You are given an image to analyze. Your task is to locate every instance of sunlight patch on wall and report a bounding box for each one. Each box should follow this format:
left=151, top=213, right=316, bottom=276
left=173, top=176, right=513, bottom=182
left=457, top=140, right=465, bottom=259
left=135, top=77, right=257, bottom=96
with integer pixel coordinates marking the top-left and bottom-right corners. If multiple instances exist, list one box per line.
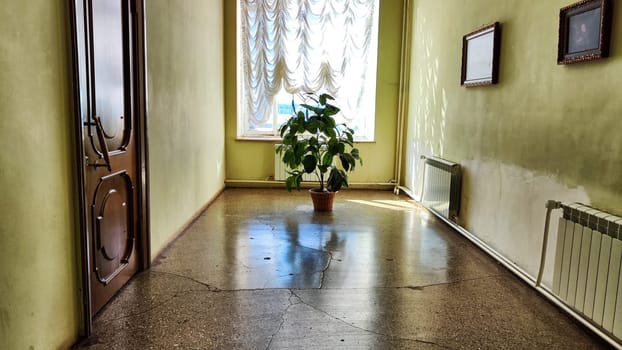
left=405, top=13, right=450, bottom=196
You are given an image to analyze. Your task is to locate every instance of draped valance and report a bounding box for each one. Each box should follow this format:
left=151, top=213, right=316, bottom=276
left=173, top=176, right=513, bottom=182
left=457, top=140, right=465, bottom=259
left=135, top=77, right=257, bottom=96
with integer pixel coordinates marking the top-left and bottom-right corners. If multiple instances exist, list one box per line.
left=239, top=0, right=379, bottom=139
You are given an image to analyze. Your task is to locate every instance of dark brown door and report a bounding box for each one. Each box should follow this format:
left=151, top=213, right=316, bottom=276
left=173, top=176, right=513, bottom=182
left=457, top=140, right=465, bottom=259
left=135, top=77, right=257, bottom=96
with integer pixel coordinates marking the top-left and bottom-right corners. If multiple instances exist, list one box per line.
left=75, top=0, right=143, bottom=316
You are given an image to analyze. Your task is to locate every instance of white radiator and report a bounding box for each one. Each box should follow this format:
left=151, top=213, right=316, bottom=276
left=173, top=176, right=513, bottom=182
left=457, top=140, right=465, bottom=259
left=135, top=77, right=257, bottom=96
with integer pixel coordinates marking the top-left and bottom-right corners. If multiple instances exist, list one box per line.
left=273, top=144, right=328, bottom=182
left=420, top=156, right=462, bottom=222
left=552, top=203, right=622, bottom=341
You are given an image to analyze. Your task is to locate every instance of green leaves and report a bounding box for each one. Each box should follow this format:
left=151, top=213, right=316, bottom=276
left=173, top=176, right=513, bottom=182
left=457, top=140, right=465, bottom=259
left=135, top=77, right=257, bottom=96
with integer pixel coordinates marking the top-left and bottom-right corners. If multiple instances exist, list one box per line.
left=323, top=104, right=340, bottom=117
left=339, top=153, right=355, bottom=172
left=285, top=172, right=303, bottom=192
left=282, top=148, right=294, bottom=165
left=319, top=94, right=331, bottom=105
left=302, top=155, right=317, bottom=173
left=322, top=152, right=334, bottom=167
left=351, top=148, right=363, bottom=166
left=344, top=131, right=354, bottom=146
left=327, top=168, right=348, bottom=192
left=275, top=92, right=363, bottom=192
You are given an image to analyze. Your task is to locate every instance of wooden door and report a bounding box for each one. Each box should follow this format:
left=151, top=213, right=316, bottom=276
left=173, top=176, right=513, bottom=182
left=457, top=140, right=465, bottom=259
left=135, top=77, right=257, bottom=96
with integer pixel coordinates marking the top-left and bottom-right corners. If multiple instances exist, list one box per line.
left=71, top=0, right=148, bottom=322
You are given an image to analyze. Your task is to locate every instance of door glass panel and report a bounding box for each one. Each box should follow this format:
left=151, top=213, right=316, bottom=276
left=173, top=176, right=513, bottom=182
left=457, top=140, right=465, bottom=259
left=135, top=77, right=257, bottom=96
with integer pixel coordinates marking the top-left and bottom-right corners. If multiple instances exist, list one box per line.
left=92, top=0, right=126, bottom=152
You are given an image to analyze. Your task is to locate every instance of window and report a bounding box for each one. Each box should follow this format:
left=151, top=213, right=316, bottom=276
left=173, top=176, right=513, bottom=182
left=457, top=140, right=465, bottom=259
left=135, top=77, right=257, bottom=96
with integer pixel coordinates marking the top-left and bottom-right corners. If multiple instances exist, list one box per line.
left=237, top=0, right=379, bottom=141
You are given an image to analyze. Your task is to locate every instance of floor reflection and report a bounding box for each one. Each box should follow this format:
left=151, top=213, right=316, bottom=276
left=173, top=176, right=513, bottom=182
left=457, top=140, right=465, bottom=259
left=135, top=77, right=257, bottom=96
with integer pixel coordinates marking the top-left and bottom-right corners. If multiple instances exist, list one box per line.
left=83, top=189, right=609, bottom=349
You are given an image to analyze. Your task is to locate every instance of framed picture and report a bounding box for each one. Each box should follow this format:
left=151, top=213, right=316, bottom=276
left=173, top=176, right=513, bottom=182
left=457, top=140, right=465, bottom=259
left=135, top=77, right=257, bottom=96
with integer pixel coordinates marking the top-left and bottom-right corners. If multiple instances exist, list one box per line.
left=461, top=22, right=501, bottom=87
left=557, top=0, right=612, bottom=65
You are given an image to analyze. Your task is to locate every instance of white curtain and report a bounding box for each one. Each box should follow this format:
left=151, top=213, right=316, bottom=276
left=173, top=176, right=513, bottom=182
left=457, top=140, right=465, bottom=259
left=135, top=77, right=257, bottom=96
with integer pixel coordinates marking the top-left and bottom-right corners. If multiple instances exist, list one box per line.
left=239, top=0, right=378, bottom=133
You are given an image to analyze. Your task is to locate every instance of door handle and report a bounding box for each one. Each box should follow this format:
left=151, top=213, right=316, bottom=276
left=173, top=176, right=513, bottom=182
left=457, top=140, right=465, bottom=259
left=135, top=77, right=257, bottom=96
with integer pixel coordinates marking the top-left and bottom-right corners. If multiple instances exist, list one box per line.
left=94, top=116, right=112, bottom=172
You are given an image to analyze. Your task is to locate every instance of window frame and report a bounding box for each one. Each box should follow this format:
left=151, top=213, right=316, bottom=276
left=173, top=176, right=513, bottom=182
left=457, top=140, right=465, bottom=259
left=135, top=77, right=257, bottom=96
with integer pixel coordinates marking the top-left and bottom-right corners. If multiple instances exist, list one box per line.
left=235, top=0, right=379, bottom=142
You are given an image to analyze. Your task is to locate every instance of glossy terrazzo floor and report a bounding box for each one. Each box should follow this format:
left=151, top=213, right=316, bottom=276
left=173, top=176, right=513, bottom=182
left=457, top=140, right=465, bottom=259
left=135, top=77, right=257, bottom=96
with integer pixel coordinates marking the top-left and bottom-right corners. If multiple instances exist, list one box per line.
left=78, top=189, right=609, bottom=349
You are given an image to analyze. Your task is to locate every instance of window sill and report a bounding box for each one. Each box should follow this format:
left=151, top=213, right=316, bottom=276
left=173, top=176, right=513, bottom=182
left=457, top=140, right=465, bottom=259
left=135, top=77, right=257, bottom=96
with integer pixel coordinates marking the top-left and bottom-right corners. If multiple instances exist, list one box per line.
left=235, top=136, right=282, bottom=142
left=236, top=136, right=376, bottom=143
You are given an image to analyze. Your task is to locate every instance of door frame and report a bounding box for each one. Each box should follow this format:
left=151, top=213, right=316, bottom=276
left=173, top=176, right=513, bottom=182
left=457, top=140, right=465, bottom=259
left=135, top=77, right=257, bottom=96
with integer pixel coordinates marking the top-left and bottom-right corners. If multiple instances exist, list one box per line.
left=69, top=0, right=150, bottom=336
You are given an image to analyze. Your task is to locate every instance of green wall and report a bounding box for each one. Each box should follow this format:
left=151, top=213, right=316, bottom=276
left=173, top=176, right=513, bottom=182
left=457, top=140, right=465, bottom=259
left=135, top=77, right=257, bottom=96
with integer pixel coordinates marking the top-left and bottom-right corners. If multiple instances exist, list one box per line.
left=224, top=0, right=404, bottom=183
left=146, top=0, right=226, bottom=259
left=0, top=1, right=81, bottom=349
left=405, top=0, right=622, bottom=277
left=0, top=1, right=228, bottom=348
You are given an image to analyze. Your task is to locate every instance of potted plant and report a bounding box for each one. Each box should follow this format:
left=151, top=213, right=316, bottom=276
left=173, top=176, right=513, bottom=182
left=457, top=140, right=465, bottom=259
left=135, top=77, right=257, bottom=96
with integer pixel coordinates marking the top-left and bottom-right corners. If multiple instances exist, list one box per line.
left=275, top=93, right=363, bottom=211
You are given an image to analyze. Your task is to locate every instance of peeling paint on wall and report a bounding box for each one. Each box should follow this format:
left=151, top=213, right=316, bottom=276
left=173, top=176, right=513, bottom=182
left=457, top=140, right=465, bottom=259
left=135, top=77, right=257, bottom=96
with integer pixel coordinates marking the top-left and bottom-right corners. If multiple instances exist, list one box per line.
left=460, top=159, right=590, bottom=280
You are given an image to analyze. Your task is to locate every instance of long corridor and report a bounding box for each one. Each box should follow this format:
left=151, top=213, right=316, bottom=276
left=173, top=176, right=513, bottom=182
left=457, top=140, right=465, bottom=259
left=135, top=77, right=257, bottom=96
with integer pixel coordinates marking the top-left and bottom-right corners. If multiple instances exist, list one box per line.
left=79, top=189, right=608, bottom=349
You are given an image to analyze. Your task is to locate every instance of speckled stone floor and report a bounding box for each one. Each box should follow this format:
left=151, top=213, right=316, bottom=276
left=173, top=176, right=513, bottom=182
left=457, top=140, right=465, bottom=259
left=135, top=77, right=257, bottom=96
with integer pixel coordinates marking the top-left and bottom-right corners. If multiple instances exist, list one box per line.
left=77, top=189, right=609, bottom=349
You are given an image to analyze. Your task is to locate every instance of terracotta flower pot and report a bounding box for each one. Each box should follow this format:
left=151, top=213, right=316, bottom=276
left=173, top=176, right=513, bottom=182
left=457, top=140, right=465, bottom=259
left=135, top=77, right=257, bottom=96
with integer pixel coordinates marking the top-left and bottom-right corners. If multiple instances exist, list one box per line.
left=308, top=189, right=336, bottom=211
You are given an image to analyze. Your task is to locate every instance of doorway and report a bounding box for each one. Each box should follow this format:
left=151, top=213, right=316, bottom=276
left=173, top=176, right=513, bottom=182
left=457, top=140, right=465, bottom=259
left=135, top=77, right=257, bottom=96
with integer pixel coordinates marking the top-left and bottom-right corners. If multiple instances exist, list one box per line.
left=70, top=0, right=149, bottom=336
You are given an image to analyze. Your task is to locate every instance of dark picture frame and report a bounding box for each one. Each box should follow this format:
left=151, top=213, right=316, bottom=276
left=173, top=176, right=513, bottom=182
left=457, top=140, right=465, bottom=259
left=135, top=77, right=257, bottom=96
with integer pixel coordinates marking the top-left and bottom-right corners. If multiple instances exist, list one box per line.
left=461, top=22, right=501, bottom=87
left=557, top=0, right=612, bottom=64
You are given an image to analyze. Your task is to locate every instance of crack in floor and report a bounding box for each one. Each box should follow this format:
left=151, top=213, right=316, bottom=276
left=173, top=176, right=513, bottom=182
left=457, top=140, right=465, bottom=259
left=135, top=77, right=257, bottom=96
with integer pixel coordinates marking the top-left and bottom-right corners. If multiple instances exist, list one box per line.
left=319, top=250, right=333, bottom=289
left=96, top=294, right=179, bottom=326
left=151, top=270, right=222, bottom=292
left=289, top=289, right=456, bottom=349
left=101, top=257, right=500, bottom=349
left=94, top=273, right=506, bottom=350
left=261, top=270, right=324, bottom=289
left=264, top=289, right=299, bottom=350
left=80, top=188, right=606, bottom=350
left=152, top=266, right=504, bottom=294
left=273, top=235, right=335, bottom=289
left=247, top=238, right=334, bottom=289
left=398, top=273, right=506, bottom=291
